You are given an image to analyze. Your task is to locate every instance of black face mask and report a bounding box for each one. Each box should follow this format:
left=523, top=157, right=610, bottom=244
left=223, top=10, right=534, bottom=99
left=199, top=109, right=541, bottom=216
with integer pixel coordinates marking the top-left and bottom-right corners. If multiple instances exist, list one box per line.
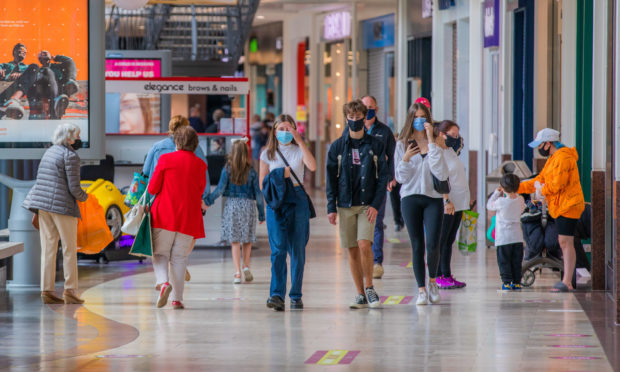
left=71, top=139, right=82, bottom=151
left=538, top=143, right=550, bottom=157
left=347, top=118, right=365, bottom=132
left=445, top=136, right=463, bottom=154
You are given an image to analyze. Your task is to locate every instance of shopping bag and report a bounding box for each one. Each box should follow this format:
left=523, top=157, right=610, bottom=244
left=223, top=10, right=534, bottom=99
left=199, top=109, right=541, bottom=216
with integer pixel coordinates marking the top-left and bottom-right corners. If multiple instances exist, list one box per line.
left=77, top=195, right=114, bottom=255
left=129, top=206, right=153, bottom=258
left=486, top=215, right=496, bottom=243
left=124, top=172, right=147, bottom=207
left=121, top=192, right=149, bottom=236
left=458, top=210, right=479, bottom=255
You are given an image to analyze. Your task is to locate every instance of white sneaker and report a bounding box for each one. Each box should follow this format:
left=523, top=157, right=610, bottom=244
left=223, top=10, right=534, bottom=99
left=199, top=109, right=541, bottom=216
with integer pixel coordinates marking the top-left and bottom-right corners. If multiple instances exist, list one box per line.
left=416, top=289, right=428, bottom=305
left=233, top=273, right=241, bottom=284
left=428, top=282, right=441, bottom=304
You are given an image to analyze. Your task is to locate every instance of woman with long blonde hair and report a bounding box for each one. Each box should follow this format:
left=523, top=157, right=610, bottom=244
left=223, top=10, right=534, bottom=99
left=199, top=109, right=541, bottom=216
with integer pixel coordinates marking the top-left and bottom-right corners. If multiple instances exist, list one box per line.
left=205, top=139, right=265, bottom=284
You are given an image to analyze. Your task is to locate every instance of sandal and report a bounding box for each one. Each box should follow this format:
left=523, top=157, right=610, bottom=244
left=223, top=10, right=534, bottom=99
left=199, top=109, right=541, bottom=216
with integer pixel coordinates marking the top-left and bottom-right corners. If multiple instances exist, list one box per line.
left=550, top=282, right=571, bottom=293
left=233, top=273, right=242, bottom=284
left=243, top=267, right=253, bottom=282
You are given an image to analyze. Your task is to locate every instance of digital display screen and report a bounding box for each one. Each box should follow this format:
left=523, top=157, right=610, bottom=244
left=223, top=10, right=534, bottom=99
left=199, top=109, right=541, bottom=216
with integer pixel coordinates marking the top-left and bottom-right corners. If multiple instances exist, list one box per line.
left=105, top=58, right=162, bottom=134
left=0, top=0, right=90, bottom=148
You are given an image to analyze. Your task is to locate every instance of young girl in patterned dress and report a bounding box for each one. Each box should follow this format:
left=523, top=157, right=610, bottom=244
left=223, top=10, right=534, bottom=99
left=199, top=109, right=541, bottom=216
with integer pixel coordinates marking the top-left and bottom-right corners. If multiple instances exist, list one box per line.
left=205, top=139, right=265, bottom=284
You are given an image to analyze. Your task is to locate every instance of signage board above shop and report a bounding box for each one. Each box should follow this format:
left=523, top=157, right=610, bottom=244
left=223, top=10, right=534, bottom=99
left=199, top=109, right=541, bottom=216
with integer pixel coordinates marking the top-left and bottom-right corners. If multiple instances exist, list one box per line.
left=323, top=11, right=351, bottom=41
left=106, top=77, right=249, bottom=95
left=361, top=14, right=395, bottom=50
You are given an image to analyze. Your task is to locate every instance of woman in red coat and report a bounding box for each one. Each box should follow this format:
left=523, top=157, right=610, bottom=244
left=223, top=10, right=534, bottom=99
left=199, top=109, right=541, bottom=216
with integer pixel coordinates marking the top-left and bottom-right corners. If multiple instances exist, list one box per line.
left=148, top=126, right=207, bottom=309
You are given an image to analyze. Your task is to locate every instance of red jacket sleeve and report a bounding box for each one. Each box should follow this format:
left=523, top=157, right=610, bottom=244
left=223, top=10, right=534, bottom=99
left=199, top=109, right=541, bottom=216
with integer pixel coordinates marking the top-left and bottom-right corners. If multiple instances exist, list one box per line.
left=148, top=155, right=166, bottom=195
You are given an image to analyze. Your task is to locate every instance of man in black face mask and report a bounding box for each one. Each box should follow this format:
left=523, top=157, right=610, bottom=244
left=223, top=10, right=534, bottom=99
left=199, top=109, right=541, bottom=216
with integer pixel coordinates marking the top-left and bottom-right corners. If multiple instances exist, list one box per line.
left=326, top=99, right=390, bottom=309
left=360, top=95, right=396, bottom=279
left=517, top=128, right=585, bottom=292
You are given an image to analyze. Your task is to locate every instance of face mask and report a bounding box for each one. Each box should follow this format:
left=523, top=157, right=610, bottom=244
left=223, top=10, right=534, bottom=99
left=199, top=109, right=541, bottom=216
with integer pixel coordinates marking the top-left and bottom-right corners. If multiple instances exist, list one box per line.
left=276, top=130, right=293, bottom=145
left=413, top=117, right=426, bottom=132
left=538, top=143, right=550, bottom=157
left=348, top=118, right=365, bottom=132
left=445, top=136, right=463, bottom=154
left=71, top=139, right=82, bottom=150
left=366, top=109, right=376, bottom=120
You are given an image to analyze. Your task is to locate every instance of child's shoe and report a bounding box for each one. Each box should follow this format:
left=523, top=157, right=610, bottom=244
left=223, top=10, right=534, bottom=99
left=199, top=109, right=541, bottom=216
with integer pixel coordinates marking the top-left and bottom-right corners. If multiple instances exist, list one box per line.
left=501, top=283, right=512, bottom=291
left=511, top=283, right=522, bottom=291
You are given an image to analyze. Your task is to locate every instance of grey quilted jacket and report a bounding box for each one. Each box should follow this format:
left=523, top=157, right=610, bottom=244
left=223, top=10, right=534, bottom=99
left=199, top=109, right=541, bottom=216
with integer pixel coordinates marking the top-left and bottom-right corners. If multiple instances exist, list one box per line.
left=22, top=145, right=88, bottom=218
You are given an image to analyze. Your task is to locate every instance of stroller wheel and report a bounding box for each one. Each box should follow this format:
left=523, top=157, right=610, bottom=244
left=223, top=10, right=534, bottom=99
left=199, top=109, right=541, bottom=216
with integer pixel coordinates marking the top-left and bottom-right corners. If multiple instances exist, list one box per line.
left=522, top=269, right=536, bottom=287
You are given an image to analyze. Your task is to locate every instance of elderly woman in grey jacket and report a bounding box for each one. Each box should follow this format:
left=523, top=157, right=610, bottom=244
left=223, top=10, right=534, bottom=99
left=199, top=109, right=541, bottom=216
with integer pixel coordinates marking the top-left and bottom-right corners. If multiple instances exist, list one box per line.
left=23, top=123, right=88, bottom=304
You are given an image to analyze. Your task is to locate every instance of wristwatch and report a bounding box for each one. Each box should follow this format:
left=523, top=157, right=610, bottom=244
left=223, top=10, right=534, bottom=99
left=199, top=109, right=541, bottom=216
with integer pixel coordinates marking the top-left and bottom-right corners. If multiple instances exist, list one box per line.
left=444, top=198, right=451, bottom=205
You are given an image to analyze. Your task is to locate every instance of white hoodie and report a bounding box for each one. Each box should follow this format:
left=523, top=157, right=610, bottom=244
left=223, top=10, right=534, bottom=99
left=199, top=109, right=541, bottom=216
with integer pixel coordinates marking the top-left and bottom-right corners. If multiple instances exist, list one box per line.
left=443, top=148, right=471, bottom=212
left=394, top=141, right=448, bottom=199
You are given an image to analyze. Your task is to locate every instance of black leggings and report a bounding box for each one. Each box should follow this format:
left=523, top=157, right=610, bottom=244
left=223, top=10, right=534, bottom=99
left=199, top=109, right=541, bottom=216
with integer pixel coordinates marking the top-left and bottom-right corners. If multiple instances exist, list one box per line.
left=401, top=195, right=444, bottom=288
left=438, top=211, right=463, bottom=277
left=390, top=183, right=404, bottom=226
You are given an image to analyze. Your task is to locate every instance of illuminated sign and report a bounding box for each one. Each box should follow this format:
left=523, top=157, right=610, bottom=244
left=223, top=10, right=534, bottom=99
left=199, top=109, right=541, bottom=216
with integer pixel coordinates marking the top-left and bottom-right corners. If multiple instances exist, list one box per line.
left=323, top=12, right=351, bottom=41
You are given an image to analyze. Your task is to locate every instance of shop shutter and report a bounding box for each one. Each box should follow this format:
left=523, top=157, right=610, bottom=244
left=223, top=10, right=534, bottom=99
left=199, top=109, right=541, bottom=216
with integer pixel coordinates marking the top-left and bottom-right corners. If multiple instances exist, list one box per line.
left=367, top=48, right=386, bottom=123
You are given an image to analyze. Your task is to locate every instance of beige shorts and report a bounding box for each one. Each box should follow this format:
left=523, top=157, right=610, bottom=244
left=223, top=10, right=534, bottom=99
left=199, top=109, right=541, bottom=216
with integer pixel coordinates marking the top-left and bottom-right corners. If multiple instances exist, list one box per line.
left=338, top=206, right=376, bottom=249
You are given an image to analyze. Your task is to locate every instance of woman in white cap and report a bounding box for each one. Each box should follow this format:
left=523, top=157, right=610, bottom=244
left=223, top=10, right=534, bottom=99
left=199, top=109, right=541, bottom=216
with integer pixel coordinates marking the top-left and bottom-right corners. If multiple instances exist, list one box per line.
left=517, top=128, right=585, bottom=292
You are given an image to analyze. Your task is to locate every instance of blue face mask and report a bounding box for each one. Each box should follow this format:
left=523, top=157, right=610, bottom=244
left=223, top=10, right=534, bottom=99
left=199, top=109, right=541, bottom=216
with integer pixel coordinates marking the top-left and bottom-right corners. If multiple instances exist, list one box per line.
left=413, top=117, right=426, bottom=132
left=366, top=109, right=376, bottom=120
left=276, top=130, right=294, bottom=145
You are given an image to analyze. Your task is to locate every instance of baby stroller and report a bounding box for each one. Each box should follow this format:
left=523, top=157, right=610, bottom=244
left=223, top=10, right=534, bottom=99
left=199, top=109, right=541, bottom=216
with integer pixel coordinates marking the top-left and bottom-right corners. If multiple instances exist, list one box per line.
left=520, top=199, right=591, bottom=287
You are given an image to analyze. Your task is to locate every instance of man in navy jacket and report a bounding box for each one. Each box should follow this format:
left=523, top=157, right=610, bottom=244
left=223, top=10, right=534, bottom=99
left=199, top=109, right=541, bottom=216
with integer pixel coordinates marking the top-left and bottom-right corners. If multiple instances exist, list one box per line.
left=361, top=95, right=396, bottom=279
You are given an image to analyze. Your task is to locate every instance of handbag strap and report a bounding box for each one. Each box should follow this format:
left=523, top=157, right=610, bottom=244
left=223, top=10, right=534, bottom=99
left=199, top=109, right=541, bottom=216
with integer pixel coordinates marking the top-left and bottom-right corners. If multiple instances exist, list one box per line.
left=276, top=148, right=308, bottom=194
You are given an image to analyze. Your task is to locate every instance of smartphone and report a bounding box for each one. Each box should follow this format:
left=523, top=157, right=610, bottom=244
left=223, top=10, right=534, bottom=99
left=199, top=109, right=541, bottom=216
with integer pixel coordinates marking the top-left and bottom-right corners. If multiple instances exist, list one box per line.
left=407, top=139, right=418, bottom=148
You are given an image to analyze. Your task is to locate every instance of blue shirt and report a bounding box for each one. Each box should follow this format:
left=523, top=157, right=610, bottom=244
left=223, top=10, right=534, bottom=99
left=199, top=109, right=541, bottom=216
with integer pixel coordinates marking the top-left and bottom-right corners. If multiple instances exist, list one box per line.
left=143, top=136, right=210, bottom=198
left=205, top=166, right=265, bottom=221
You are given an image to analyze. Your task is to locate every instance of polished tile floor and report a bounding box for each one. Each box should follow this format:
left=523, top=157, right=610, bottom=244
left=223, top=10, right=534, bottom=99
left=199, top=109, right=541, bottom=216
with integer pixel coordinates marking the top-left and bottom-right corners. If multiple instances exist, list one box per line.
left=0, top=195, right=616, bottom=371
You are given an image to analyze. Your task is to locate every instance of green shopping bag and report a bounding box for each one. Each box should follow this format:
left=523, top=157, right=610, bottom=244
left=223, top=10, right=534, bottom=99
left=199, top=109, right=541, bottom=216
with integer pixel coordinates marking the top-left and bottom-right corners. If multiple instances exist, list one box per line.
left=129, top=206, right=152, bottom=258
left=458, top=210, right=479, bottom=255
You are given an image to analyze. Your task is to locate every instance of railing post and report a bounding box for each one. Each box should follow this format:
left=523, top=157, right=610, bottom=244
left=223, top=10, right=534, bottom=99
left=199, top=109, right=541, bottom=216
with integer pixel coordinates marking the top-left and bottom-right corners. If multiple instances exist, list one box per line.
left=191, top=5, right=198, bottom=61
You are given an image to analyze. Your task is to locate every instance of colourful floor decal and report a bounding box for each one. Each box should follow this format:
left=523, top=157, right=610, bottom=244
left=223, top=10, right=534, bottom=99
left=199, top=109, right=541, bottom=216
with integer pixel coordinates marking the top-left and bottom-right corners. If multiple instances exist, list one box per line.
left=207, top=297, right=246, bottom=301
left=379, top=296, right=414, bottom=305
left=548, top=356, right=602, bottom=360
left=400, top=262, right=413, bottom=268
left=544, top=334, right=592, bottom=338
left=386, top=238, right=402, bottom=244
left=547, top=345, right=597, bottom=348
left=305, top=350, right=360, bottom=365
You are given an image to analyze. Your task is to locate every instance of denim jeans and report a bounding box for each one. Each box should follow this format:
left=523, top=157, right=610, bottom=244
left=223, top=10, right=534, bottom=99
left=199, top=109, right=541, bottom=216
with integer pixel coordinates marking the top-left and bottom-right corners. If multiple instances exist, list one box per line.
left=371, top=195, right=387, bottom=264
left=266, top=186, right=310, bottom=300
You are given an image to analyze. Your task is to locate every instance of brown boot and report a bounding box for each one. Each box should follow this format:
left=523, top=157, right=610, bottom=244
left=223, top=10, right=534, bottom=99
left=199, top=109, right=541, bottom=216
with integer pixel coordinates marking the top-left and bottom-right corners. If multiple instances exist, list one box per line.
left=41, top=291, right=64, bottom=304
left=63, top=290, right=85, bottom=304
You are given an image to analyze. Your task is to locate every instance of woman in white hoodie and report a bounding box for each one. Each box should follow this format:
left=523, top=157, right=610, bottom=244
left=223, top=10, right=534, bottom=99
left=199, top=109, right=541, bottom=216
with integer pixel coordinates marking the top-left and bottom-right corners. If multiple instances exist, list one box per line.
left=433, top=120, right=470, bottom=289
left=394, top=102, right=449, bottom=305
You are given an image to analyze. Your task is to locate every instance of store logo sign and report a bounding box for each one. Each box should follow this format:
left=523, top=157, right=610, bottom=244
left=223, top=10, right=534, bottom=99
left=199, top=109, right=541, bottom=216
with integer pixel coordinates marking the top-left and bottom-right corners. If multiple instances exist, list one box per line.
left=484, top=0, right=500, bottom=48
left=324, top=12, right=351, bottom=41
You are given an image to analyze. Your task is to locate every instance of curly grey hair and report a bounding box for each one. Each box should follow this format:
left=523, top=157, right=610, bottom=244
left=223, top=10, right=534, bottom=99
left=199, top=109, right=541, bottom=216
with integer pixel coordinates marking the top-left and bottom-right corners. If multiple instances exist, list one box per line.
left=51, top=123, right=80, bottom=146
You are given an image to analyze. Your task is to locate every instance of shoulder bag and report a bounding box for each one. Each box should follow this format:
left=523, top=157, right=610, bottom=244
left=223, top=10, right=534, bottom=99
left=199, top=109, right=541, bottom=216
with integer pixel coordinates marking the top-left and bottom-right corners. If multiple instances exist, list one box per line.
left=277, top=148, right=317, bottom=219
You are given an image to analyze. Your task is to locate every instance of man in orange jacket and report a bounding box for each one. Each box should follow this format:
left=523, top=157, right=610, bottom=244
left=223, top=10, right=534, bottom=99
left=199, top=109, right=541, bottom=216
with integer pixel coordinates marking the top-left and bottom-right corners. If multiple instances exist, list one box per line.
left=518, top=128, right=585, bottom=292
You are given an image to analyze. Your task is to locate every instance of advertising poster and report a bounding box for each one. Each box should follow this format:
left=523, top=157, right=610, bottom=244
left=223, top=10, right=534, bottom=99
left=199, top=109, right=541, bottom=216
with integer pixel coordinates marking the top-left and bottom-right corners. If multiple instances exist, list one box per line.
left=0, top=0, right=89, bottom=147
left=105, top=59, right=162, bottom=134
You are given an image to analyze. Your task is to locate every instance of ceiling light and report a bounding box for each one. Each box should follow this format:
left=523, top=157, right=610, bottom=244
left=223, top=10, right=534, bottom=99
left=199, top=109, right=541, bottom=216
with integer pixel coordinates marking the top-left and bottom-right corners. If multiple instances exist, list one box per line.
left=336, top=72, right=341, bottom=77
left=256, top=15, right=265, bottom=20
left=336, top=124, right=341, bottom=129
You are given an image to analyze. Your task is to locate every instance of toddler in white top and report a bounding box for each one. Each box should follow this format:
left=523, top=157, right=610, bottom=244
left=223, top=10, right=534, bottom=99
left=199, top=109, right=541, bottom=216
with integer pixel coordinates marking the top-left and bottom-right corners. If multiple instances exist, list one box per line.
left=487, top=173, right=526, bottom=291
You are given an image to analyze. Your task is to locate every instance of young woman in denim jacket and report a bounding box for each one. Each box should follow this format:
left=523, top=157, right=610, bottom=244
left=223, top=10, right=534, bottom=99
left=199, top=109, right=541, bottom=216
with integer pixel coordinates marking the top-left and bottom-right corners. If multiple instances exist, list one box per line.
left=205, top=139, right=265, bottom=284
left=259, top=114, right=316, bottom=311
